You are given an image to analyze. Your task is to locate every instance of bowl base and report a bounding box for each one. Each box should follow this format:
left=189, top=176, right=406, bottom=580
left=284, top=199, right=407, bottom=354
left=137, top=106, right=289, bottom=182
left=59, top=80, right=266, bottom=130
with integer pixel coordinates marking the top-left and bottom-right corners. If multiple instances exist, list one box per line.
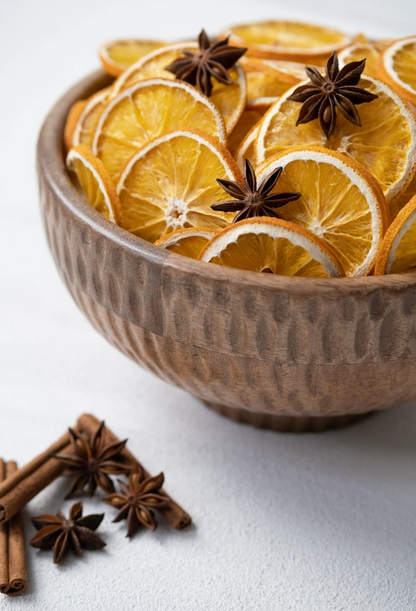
left=201, top=400, right=374, bottom=433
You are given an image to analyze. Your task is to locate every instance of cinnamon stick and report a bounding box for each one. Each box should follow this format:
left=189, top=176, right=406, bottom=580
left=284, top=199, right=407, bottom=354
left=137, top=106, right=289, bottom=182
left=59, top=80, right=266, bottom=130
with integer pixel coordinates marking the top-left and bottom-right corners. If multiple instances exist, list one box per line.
left=0, top=461, right=8, bottom=585
left=77, top=413, right=192, bottom=530
left=0, top=460, right=28, bottom=596
left=0, top=431, right=71, bottom=500
left=0, top=431, right=77, bottom=524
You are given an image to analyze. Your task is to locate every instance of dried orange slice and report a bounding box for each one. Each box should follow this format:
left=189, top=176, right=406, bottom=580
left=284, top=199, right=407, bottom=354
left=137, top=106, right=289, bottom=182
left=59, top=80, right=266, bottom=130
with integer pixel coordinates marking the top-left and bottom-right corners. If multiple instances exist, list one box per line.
left=390, top=173, right=416, bottom=220
left=353, top=33, right=371, bottom=45
left=257, top=146, right=389, bottom=276
left=155, top=227, right=218, bottom=258
left=241, top=56, right=305, bottom=85
left=235, top=123, right=260, bottom=172
left=338, top=43, right=379, bottom=77
left=256, top=76, right=416, bottom=206
left=67, top=145, right=122, bottom=225
left=64, top=100, right=87, bottom=151
left=241, top=56, right=303, bottom=109
left=111, top=42, right=197, bottom=94
left=244, top=70, right=289, bottom=109
left=70, top=87, right=110, bottom=149
left=116, top=129, right=241, bottom=243
left=199, top=217, right=344, bottom=277
left=264, top=59, right=309, bottom=83
left=93, top=79, right=226, bottom=181
left=374, top=38, right=395, bottom=53
left=99, top=39, right=166, bottom=77
left=228, top=108, right=265, bottom=156
left=224, top=21, right=352, bottom=63
left=375, top=195, right=416, bottom=274
left=378, top=36, right=416, bottom=106
left=209, top=62, right=246, bottom=133
left=111, top=43, right=246, bottom=133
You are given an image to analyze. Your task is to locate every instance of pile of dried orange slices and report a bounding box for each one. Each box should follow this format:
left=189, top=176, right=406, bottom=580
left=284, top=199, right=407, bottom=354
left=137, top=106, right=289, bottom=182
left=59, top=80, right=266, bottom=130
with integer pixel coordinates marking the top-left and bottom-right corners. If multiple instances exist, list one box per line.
left=65, top=22, right=416, bottom=278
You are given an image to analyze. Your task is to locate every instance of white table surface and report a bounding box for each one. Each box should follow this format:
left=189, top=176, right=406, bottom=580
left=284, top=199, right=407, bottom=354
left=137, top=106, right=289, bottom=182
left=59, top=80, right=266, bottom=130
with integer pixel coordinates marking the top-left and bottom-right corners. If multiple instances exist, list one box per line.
left=1, top=1, right=416, bottom=609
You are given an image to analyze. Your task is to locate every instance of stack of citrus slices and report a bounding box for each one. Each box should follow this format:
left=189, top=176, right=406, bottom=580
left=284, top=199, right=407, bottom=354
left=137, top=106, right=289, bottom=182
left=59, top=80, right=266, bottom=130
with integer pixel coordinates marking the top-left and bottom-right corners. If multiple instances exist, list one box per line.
left=65, top=21, right=416, bottom=279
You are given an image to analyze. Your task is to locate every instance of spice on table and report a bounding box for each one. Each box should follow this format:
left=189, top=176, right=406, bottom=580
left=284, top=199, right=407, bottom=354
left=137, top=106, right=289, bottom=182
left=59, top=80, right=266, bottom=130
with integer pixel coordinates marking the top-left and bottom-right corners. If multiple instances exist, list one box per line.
left=211, top=158, right=301, bottom=223
left=0, top=459, right=28, bottom=596
left=104, top=466, right=169, bottom=537
left=165, top=29, right=247, bottom=97
left=0, top=428, right=80, bottom=524
left=0, top=414, right=191, bottom=532
left=77, top=414, right=192, bottom=530
left=30, top=502, right=106, bottom=564
left=287, top=51, right=378, bottom=138
left=53, top=421, right=131, bottom=498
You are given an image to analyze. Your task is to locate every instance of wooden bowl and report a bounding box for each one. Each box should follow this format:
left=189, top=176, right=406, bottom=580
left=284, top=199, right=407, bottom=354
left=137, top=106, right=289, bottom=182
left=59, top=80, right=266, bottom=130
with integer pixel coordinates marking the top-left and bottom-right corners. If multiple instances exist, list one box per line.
left=37, top=70, right=416, bottom=432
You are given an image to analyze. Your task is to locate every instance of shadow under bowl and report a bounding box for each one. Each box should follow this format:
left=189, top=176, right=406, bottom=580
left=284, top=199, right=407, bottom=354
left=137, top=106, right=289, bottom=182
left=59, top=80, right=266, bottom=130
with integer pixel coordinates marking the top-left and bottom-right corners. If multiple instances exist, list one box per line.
left=37, top=69, right=416, bottom=432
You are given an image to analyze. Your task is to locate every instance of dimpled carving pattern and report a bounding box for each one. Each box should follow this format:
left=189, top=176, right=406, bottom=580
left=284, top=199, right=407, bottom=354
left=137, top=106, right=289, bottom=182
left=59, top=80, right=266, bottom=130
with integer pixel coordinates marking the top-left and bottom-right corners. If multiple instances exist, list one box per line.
left=159, top=259, right=416, bottom=365
left=37, top=69, right=416, bottom=432
left=64, top=280, right=416, bottom=429
left=39, top=161, right=168, bottom=337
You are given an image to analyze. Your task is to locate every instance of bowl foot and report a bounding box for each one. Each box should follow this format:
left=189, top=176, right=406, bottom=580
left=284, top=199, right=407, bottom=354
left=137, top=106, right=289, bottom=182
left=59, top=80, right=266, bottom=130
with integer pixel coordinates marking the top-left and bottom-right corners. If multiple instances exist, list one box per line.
left=201, top=400, right=374, bottom=433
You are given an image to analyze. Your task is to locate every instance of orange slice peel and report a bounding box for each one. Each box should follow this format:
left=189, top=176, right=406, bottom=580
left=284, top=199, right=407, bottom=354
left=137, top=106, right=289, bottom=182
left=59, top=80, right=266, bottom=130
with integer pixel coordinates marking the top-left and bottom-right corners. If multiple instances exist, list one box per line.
left=375, top=195, right=416, bottom=275
left=155, top=227, right=218, bottom=258
left=71, top=87, right=110, bottom=150
left=115, top=129, right=242, bottom=242
left=92, top=78, right=227, bottom=181
left=111, top=42, right=247, bottom=134
left=99, top=39, right=166, bottom=77
left=257, top=146, right=389, bottom=277
left=378, top=36, right=416, bottom=106
left=224, top=21, right=352, bottom=63
left=256, top=75, right=416, bottom=207
left=199, top=217, right=345, bottom=277
left=67, top=144, right=123, bottom=225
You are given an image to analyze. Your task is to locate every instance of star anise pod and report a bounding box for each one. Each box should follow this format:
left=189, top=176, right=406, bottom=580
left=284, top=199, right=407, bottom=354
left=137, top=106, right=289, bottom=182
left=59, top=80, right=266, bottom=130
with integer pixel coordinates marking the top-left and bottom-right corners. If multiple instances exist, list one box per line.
left=164, top=29, right=247, bottom=97
left=104, top=465, right=170, bottom=537
left=54, top=421, right=131, bottom=498
left=29, top=502, right=106, bottom=564
left=287, top=51, right=378, bottom=139
left=211, top=159, right=301, bottom=223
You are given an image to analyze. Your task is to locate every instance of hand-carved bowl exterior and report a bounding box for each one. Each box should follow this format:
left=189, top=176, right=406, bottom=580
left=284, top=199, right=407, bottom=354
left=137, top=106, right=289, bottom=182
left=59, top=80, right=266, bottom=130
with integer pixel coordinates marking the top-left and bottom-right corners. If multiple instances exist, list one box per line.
left=37, top=70, right=416, bottom=432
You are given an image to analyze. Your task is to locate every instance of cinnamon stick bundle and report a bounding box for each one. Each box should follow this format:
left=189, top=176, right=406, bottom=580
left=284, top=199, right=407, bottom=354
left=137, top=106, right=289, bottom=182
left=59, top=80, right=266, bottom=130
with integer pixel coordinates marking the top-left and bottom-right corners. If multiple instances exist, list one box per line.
left=77, top=414, right=191, bottom=530
left=0, top=430, right=77, bottom=524
left=0, top=460, right=28, bottom=596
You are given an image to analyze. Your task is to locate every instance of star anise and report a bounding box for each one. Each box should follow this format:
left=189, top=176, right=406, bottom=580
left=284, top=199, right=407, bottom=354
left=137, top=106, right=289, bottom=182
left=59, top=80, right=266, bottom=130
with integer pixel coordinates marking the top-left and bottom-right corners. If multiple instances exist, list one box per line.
left=54, top=421, right=131, bottom=498
left=164, top=29, right=247, bottom=97
left=287, top=51, right=378, bottom=139
left=29, top=502, right=106, bottom=564
left=104, top=466, right=170, bottom=537
left=211, top=159, right=301, bottom=223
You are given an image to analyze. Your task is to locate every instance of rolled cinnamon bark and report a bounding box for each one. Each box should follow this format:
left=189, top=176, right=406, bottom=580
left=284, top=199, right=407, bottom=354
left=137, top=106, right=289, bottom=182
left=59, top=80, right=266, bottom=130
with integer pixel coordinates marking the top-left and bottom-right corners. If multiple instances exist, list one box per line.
left=0, top=433, right=77, bottom=524
left=0, top=460, right=8, bottom=588
left=0, top=460, right=28, bottom=596
left=77, top=413, right=192, bottom=530
left=0, top=432, right=71, bottom=500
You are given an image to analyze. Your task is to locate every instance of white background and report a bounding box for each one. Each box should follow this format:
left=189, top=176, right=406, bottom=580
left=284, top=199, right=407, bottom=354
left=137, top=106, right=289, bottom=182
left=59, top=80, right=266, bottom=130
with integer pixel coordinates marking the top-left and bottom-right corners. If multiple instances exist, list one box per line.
left=1, top=1, right=416, bottom=609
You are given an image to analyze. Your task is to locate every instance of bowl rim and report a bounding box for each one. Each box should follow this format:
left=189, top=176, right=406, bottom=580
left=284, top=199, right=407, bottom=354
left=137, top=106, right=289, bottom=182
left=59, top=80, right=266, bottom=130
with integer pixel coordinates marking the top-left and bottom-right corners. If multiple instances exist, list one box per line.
left=37, top=68, right=416, bottom=295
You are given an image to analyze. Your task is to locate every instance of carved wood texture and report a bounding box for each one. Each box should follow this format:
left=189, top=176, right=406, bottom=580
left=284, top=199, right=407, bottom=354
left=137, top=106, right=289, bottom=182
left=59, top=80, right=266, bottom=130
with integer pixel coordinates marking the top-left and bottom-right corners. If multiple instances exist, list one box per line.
left=36, top=70, right=416, bottom=432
